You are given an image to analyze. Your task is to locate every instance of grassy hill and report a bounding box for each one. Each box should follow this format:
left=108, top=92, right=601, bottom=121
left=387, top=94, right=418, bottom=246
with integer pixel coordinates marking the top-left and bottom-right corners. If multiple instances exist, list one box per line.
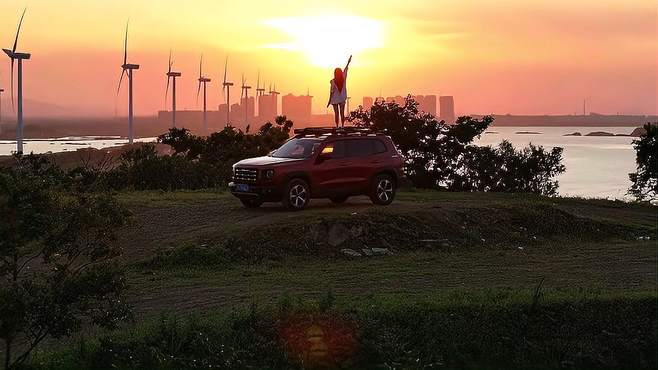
left=23, top=191, right=658, bottom=369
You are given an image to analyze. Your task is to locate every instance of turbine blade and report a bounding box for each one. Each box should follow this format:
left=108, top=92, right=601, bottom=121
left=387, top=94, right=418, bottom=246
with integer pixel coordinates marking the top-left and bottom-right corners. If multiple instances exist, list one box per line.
left=123, top=20, right=129, bottom=65
left=196, top=81, right=202, bottom=105
left=10, top=59, right=15, bottom=112
left=165, top=75, right=170, bottom=104
left=13, top=8, right=27, bottom=53
left=256, top=70, right=260, bottom=91
left=168, top=49, right=172, bottom=74
left=223, top=56, right=228, bottom=84
left=199, top=54, right=203, bottom=79
left=117, top=69, right=126, bottom=94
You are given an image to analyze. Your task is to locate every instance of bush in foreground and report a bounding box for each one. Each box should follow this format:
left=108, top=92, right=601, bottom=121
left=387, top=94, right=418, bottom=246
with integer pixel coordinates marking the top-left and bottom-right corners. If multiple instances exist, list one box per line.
left=0, top=158, right=131, bottom=370
left=25, top=293, right=656, bottom=370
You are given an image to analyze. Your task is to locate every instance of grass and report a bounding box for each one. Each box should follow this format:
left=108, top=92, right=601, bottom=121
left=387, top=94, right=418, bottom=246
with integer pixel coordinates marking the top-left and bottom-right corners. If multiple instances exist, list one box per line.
left=12, top=190, right=658, bottom=369
left=27, top=291, right=657, bottom=370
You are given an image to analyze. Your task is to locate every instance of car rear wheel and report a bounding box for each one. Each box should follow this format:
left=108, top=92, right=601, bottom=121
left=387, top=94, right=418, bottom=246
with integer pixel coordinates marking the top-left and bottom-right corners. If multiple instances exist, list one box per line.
left=240, top=198, right=263, bottom=208
left=330, top=196, right=348, bottom=204
left=282, top=179, right=310, bottom=211
left=369, top=174, right=396, bottom=205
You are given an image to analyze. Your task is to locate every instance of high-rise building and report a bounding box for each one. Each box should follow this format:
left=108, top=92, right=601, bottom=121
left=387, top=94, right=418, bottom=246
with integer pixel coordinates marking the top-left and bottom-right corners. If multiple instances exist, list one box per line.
left=413, top=95, right=437, bottom=116
left=362, top=96, right=374, bottom=111
left=282, top=93, right=313, bottom=123
left=440, top=96, right=455, bottom=123
left=258, top=94, right=277, bottom=122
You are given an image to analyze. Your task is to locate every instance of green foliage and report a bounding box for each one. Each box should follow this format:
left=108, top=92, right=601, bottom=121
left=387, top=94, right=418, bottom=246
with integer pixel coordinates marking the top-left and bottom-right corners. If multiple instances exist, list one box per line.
left=629, top=123, right=658, bottom=201
left=349, top=96, right=566, bottom=195
left=102, top=118, right=293, bottom=191
left=0, top=158, right=131, bottom=370
left=26, top=294, right=657, bottom=370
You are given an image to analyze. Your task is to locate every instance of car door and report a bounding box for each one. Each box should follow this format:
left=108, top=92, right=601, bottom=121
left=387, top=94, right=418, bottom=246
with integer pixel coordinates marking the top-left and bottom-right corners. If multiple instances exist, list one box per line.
left=313, top=140, right=352, bottom=195
left=345, top=139, right=375, bottom=191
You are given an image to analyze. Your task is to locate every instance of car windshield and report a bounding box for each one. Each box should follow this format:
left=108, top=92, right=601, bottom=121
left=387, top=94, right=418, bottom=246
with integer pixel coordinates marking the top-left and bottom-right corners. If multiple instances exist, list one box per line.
left=271, top=138, right=322, bottom=159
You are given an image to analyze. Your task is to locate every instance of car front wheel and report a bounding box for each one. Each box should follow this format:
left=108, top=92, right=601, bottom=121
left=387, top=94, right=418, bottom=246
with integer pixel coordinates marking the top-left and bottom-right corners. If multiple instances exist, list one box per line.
left=369, top=174, right=396, bottom=205
left=282, top=179, right=310, bottom=211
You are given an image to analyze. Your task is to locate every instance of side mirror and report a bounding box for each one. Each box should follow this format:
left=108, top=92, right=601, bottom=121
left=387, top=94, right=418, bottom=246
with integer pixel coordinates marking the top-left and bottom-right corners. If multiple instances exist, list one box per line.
left=316, top=145, right=334, bottom=163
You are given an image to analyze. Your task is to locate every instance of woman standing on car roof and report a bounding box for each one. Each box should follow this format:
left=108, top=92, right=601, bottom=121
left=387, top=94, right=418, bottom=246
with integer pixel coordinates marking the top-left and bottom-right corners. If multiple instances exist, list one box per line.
left=327, top=55, right=352, bottom=127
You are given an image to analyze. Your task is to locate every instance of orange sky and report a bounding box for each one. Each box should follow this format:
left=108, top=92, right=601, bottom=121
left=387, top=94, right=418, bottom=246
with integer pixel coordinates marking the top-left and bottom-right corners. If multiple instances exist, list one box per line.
left=0, top=0, right=656, bottom=117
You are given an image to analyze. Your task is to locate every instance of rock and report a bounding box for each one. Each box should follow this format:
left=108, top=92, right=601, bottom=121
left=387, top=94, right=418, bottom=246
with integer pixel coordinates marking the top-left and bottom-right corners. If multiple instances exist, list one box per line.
left=328, top=223, right=350, bottom=247
left=516, top=131, right=542, bottom=135
left=361, top=248, right=374, bottom=256
left=350, top=226, right=363, bottom=238
left=585, top=131, right=615, bottom=137
left=564, top=132, right=582, bottom=136
left=371, top=247, right=392, bottom=256
left=341, top=248, right=362, bottom=257
left=630, top=127, right=647, bottom=137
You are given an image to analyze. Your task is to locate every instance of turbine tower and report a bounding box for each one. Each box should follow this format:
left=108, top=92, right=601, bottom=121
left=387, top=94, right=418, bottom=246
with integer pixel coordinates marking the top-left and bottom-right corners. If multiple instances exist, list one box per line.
left=165, top=50, right=181, bottom=128
left=0, top=88, right=4, bottom=125
left=196, top=55, right=211, bottom=134
left=240, top=75, right=251, bottom=126
left=269, top=83, right=280, bottom=118
left=256, top=72, right=265, bottom=98
left=222, top=57, right=234, bottom=127
left=255, top=71, right=265, bottom=118
left=3, top=8, right=30, bottom=154
left=117, top=21, right=140, bottom=145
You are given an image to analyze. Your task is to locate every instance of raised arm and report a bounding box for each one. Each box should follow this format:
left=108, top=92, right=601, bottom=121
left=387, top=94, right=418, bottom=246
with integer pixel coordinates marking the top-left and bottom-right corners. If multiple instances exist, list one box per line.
left=344, top=55, right=352, bottom=75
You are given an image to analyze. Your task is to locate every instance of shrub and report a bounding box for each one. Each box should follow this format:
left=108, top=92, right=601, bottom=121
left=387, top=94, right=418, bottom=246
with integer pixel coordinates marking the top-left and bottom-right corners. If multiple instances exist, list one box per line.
left=0, top=160, right=131, bottom=370
left=349, top=96, right=566, bottom=195
left=629, top=123, right=657, bottom=201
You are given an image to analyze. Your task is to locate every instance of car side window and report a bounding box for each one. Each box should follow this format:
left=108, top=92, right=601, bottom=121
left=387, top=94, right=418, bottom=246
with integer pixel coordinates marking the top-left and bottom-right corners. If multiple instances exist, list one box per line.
left=330, top=140, right=347, bottom=159
left=347, top=139, right=373, bottom=157
left=371, top=139, right=387, bottom=154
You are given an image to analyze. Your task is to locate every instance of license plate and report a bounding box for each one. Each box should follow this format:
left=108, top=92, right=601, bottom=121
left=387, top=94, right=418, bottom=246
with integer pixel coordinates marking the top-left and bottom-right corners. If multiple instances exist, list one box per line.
left=236, top=184, right=250, bottom=192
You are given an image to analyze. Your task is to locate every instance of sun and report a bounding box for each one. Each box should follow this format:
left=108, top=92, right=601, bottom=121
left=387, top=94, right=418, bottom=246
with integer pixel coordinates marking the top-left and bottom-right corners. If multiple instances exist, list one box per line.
left=263, top=15, right=384, bottom=68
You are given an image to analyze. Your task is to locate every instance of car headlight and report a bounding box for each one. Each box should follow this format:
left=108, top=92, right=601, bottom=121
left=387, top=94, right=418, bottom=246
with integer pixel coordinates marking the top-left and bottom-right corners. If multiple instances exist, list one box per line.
left=264, top=169, right=275, bottom=179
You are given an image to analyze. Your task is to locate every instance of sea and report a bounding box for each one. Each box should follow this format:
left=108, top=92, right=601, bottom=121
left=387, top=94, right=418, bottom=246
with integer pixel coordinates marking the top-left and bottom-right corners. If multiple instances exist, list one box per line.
left=0, top=127, right=640, bottom=200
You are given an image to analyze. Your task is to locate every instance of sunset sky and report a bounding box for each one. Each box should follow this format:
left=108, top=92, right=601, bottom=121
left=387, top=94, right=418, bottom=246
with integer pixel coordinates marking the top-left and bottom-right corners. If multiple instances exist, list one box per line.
left=0, top=0, right=656, bottom=117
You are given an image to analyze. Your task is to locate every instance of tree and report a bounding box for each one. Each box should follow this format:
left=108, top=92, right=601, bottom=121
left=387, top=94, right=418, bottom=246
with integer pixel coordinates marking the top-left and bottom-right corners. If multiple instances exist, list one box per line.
left=0, top=157, right=131, bottom=369
left=629, top=123, right=658, bottom=201
left=349, top=96, right=565, bottom=195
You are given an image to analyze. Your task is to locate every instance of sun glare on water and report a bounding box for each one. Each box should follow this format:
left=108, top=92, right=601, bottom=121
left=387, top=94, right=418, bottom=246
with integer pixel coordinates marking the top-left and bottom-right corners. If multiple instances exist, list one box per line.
left=263, top=15, right=384, bottom=68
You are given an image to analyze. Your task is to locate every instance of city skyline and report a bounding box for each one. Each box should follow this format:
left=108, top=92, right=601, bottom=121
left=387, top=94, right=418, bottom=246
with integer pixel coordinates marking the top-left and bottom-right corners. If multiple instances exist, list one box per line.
left=0, top=0, right=656, bottom=118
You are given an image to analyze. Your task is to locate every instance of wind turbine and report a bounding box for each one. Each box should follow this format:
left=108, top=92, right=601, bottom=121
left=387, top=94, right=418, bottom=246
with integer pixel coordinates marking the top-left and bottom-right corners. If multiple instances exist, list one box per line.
left=117, top=21, right=139, bottom=145
left=240, top=74, right=251, bottom=126
left=196, top=55, right=211, bottom=134
left=3, top=8, right=30, bottom=154
left=269, top=83, right=280, bottom=117
left=165, top=50, right=181, bottom=128
left=221, top=57, right=234, bottom=127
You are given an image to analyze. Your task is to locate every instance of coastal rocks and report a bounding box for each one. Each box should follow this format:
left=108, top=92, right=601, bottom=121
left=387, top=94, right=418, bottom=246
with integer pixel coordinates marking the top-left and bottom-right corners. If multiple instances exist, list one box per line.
left=516, top=131, right=542, bottom=135
left=564, top=132, right=582, bottom=136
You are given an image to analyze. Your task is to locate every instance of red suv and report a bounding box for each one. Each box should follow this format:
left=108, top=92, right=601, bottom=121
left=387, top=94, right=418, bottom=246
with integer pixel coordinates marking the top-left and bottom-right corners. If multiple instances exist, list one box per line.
left=229, top=127, right=405, bottom=210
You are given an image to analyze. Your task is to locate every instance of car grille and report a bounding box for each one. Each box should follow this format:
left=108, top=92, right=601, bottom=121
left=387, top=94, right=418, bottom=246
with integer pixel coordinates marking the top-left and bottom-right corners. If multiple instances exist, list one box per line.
left=234, top=168, right=258, bottom=183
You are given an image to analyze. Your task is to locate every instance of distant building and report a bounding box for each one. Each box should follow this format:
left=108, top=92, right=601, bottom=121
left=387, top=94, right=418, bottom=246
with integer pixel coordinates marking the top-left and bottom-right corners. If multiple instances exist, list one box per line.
left=440, top=96, right=455, bottom=123
left=362, top=96, right=373, bottom=111
left=258, top=94, right=277, bottom=122
left=414, top=95, right=437, bottom=116
left=386, top=96, right=404, bottom=104
left=282, top=93, right=313, bottom=123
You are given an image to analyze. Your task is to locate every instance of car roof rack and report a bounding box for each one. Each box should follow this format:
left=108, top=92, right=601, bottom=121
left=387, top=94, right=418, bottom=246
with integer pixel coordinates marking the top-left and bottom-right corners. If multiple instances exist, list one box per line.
left=293, top=126, right=382, bottom=137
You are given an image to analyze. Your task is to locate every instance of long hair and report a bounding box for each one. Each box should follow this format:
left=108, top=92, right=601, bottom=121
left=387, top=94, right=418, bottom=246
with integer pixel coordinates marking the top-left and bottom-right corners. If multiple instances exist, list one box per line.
left=334, top=68, right=345, bottom=93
